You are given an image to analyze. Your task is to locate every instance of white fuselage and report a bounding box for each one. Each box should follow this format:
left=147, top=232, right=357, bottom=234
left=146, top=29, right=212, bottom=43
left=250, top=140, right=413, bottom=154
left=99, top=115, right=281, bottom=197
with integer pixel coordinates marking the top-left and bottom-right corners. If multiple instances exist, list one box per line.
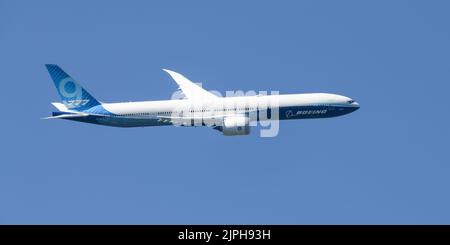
left=101, top=93, right=358, bottom=118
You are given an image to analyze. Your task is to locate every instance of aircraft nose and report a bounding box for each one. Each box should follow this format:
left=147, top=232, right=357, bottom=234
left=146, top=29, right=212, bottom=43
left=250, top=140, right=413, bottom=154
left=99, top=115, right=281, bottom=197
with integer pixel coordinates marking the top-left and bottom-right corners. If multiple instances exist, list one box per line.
left=352, top=101, right=360, bottom=111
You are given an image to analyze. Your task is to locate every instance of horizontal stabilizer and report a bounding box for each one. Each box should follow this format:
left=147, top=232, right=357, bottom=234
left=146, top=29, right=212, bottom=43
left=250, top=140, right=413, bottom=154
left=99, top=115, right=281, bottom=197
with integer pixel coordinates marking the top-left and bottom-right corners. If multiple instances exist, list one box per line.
left=51, top=102, right=79, bottom=113
left=42, top=113, right=89, bottom=120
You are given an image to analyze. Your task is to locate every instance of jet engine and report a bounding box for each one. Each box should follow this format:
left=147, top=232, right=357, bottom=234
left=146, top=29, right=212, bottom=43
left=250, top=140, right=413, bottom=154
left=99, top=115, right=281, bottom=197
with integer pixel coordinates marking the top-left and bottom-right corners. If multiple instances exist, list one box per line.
left=220, top=116, right=250, bottom=136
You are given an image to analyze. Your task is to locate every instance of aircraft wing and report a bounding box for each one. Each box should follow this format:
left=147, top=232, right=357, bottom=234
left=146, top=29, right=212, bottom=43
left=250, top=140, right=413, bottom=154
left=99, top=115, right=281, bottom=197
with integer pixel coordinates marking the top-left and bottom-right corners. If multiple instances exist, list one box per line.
left=156, top=111, right=255, bottom=123
left=156, top=114, right=235, bottom=125
left=157, top=114, right=229, bottom=120
left=163, top=69, right=218, bottom=100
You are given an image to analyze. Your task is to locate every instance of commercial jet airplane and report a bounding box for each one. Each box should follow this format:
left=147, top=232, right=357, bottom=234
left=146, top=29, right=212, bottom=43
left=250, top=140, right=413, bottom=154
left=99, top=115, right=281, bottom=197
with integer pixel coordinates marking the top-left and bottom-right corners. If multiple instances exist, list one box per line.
left=44, top=64, right=359, bottom=136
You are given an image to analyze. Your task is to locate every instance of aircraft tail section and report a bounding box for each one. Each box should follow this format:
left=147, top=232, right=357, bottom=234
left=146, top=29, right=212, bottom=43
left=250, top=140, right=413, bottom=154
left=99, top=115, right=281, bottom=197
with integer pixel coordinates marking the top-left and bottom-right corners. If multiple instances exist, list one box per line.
left=45, top=64, right=101, bottom=111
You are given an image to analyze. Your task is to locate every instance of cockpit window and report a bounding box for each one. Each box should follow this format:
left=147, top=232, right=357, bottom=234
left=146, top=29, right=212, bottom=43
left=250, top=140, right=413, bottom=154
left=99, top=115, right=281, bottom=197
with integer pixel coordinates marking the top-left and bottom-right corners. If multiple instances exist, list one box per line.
left=347, top=100, right=355, bottom=104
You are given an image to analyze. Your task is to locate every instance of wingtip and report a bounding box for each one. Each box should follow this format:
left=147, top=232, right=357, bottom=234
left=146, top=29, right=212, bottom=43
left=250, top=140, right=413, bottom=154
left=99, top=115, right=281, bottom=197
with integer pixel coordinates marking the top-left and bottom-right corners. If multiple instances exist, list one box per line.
left=162, top=69, right=183, bottom=79
left=162, top=68, right=175, bottom=74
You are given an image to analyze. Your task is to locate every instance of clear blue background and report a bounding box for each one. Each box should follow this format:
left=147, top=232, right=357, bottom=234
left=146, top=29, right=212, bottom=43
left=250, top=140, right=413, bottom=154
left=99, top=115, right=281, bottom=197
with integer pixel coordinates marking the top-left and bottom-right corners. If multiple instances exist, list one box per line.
left=0, top=0, right=449, bottom=224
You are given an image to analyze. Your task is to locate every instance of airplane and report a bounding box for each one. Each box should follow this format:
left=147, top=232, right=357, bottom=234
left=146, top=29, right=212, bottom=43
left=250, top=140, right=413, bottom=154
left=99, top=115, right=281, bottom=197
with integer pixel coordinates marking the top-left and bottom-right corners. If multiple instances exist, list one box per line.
left=44, top=64, right=359, bottom=136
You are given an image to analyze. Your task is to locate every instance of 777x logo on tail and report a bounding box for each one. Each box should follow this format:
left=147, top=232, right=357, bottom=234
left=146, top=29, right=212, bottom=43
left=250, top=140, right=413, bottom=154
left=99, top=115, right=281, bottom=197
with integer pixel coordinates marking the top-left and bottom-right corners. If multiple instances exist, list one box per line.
left=58, top=77, right=90, bottom=108
left=46, top=64, right=100, bottom=111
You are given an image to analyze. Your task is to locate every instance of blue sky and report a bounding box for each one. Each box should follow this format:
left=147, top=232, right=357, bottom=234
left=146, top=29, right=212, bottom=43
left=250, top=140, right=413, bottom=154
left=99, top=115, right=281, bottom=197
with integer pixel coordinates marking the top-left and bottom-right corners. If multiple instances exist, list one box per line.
left=0, top=0, right=449, bottom=224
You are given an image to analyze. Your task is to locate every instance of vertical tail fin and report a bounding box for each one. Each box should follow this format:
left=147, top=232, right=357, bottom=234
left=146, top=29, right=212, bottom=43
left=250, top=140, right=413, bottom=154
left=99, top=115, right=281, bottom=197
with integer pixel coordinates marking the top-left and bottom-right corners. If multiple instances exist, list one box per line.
left=45, top=64, right=101, bottom=111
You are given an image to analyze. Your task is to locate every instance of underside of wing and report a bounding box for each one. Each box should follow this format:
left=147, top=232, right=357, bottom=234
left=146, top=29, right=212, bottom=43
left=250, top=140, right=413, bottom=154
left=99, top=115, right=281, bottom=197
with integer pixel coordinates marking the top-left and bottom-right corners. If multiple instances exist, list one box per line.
left=155, top=112, right=253, bottom=126
left=156, top=114, right=240, bottom=120
left=163, top=69, right=218, bottom=100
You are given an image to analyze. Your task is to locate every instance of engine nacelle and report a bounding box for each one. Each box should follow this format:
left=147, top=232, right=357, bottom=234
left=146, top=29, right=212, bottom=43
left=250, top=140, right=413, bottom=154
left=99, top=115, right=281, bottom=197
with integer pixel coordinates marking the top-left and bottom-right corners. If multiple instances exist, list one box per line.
left=221, top=116, right=250, bottom=136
